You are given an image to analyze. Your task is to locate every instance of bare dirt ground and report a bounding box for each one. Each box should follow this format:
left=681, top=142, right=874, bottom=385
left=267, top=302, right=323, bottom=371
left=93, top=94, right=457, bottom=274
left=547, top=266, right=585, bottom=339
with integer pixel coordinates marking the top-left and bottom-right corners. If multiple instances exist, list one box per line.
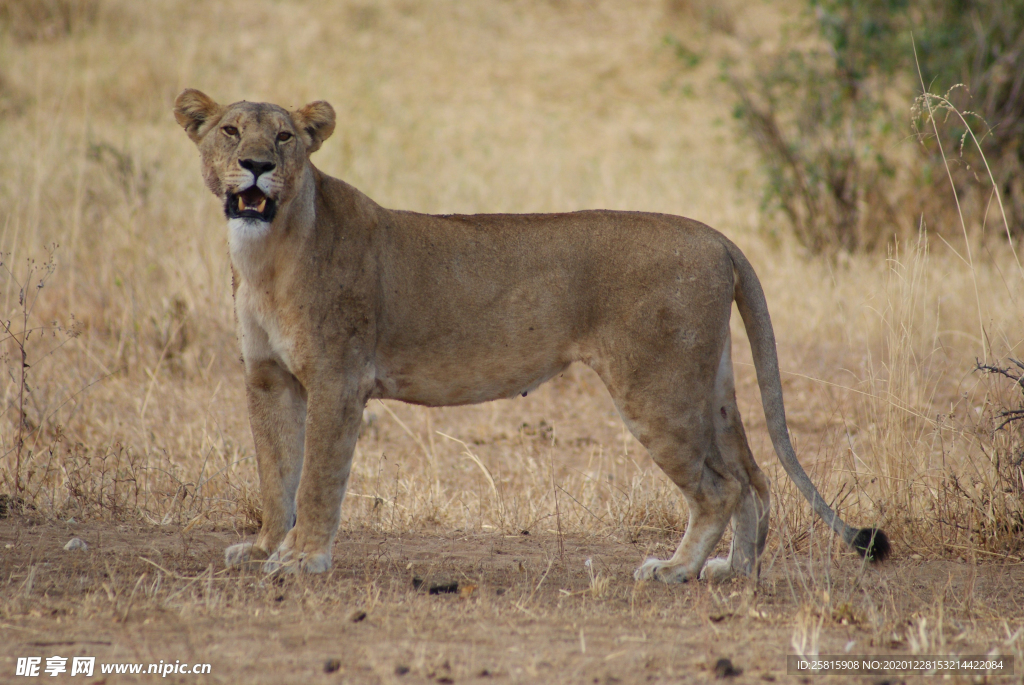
left=2, top=514, right=1021, bottom=684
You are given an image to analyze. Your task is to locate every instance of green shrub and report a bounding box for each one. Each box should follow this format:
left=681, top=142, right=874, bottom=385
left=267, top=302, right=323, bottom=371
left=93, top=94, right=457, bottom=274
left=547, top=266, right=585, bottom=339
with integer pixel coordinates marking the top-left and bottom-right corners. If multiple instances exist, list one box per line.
left=724, top=0, right=1024, bottom=254
left=913, top=1, right=1024, bottom=239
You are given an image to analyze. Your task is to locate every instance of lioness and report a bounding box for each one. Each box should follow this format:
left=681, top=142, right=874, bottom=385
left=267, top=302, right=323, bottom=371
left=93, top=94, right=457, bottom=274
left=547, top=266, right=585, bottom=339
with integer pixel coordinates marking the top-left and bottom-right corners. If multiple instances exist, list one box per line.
left=174, top=89, right=889, bottom=581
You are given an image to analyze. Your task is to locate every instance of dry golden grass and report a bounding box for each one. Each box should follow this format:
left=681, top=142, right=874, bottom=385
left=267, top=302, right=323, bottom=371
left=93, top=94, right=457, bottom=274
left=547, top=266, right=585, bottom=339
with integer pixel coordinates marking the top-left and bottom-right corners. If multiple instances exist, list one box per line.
left=1, top=0, right=1023, bottom=681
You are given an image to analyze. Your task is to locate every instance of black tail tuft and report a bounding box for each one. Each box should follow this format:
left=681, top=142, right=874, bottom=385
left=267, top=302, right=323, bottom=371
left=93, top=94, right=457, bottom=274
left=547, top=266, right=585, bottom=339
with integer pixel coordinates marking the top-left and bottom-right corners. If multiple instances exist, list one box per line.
left=851, top=528, right=890, bottom=563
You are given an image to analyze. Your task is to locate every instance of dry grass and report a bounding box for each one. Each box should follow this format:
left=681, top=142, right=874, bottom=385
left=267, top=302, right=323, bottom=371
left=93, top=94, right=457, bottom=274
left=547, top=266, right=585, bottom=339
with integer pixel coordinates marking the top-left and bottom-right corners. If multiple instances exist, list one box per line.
left=1, top=0, right=1023, bottom=681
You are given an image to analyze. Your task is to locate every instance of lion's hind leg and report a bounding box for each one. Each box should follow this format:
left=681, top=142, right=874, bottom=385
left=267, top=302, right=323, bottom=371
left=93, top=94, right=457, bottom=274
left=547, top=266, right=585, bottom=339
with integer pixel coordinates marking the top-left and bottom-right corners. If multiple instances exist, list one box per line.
left=700, top=337, right=770, bottom=583
left=700, top=473, right=769, bottom=582
left=605, top=333, right=763, bottom=584
left=605, top=367, right=745, bottom=584
left=630, top=413, right=746, bottom=583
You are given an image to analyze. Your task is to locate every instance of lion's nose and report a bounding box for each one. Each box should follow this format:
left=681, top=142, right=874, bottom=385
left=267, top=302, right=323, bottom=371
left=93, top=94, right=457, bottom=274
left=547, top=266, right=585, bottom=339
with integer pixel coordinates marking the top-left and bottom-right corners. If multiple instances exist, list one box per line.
left=239, top=159, right=276, bottom=179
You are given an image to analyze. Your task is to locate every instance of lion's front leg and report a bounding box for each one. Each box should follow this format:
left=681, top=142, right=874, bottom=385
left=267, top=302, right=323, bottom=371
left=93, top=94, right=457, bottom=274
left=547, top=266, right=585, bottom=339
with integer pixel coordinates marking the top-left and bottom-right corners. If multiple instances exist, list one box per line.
left=226, top=359, right=307, bottom=571
left=263, top=379, right=365, bottom=575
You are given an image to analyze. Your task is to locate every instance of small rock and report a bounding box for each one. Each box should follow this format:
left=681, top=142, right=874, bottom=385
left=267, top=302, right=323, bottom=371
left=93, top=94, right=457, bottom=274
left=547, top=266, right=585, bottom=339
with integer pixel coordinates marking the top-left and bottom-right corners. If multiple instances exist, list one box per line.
left=715, top=658, right=742, bottom=679
left=350, top=609, right=367, bottom=623
left=63, top=538, right=87, bottom=551
left=395, top=665, right=410, bottom=676
left=324, top=658, right=341, bottom=674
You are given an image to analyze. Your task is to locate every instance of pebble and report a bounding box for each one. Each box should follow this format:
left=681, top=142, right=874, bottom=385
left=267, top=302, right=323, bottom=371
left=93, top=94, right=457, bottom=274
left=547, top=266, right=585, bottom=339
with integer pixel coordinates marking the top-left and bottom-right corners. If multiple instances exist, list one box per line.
left=63, top=538, right=88, bottom=551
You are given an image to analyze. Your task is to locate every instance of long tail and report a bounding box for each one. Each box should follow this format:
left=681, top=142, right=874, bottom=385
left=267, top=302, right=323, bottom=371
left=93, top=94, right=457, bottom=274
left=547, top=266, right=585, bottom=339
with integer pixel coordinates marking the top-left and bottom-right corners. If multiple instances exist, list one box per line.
left=724, top=239, right=890, bottom=562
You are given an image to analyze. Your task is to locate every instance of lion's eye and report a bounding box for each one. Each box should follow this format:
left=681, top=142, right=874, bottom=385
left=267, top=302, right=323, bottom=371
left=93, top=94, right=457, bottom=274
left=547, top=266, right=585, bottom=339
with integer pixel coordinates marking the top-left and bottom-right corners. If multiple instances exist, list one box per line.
left=277, top=131, right=293, bottom=142
left=222, top=126, right=239, bottom=136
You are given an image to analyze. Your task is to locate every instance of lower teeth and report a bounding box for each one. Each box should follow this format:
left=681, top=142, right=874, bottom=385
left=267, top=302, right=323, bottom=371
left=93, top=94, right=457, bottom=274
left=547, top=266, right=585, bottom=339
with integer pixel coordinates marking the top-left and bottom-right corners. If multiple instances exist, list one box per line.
left=236, top=196, right=268, bottom=214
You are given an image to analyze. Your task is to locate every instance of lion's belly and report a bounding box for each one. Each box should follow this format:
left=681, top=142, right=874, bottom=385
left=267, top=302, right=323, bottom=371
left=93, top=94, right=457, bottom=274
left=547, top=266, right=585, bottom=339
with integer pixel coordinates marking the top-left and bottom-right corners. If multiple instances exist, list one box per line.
left=370, top=351, right=572, bottom=407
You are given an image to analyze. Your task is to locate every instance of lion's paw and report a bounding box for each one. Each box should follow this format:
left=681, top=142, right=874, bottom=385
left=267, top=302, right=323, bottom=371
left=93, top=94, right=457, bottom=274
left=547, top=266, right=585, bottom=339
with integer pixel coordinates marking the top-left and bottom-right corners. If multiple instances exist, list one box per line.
left=299, top=551, right=332, bottom=574
left=699, top=557, right=735, bottom=583
left=263, top=533, right=332, bottom=575
left=225, top=542, right=276, bottom=571
left=261, top=548, right=295, bottom=575
left=633, top=557, right=693, bottom=584
left=225, top=542, right=254, bottom=569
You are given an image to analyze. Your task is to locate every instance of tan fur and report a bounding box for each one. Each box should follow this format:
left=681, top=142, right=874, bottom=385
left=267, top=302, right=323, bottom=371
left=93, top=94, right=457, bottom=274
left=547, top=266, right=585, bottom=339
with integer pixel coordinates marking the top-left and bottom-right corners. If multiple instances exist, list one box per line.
left=174, top=89, right=886, bottom=580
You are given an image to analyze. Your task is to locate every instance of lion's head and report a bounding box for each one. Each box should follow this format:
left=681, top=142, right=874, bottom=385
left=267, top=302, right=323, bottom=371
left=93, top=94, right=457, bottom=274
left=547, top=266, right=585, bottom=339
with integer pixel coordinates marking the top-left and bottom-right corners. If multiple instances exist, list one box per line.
left=173, top=89, right=336, bottom=224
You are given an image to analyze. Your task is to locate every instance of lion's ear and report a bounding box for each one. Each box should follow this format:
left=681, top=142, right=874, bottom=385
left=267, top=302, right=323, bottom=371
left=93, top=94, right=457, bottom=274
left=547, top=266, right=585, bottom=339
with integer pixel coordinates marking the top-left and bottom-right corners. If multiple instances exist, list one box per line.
left=174, top=89, right=224, bottom=144
left=292, top=101, right=336, bottom=154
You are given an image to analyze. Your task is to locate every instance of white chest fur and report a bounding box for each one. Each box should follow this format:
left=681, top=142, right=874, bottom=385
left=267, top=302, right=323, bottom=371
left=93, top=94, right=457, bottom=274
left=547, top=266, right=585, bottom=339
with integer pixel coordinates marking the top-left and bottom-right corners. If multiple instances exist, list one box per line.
left=228, top=219, right=297, bottom=374
left=227, top=218, right=272, bottom=280
left=235, top=283, right=297, bottom=373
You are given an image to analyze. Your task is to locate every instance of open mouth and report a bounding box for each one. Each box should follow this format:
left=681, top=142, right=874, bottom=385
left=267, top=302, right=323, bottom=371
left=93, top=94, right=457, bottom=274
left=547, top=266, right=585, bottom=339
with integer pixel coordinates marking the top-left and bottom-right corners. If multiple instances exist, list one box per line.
left=225, top=186, right=277, bottom=222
